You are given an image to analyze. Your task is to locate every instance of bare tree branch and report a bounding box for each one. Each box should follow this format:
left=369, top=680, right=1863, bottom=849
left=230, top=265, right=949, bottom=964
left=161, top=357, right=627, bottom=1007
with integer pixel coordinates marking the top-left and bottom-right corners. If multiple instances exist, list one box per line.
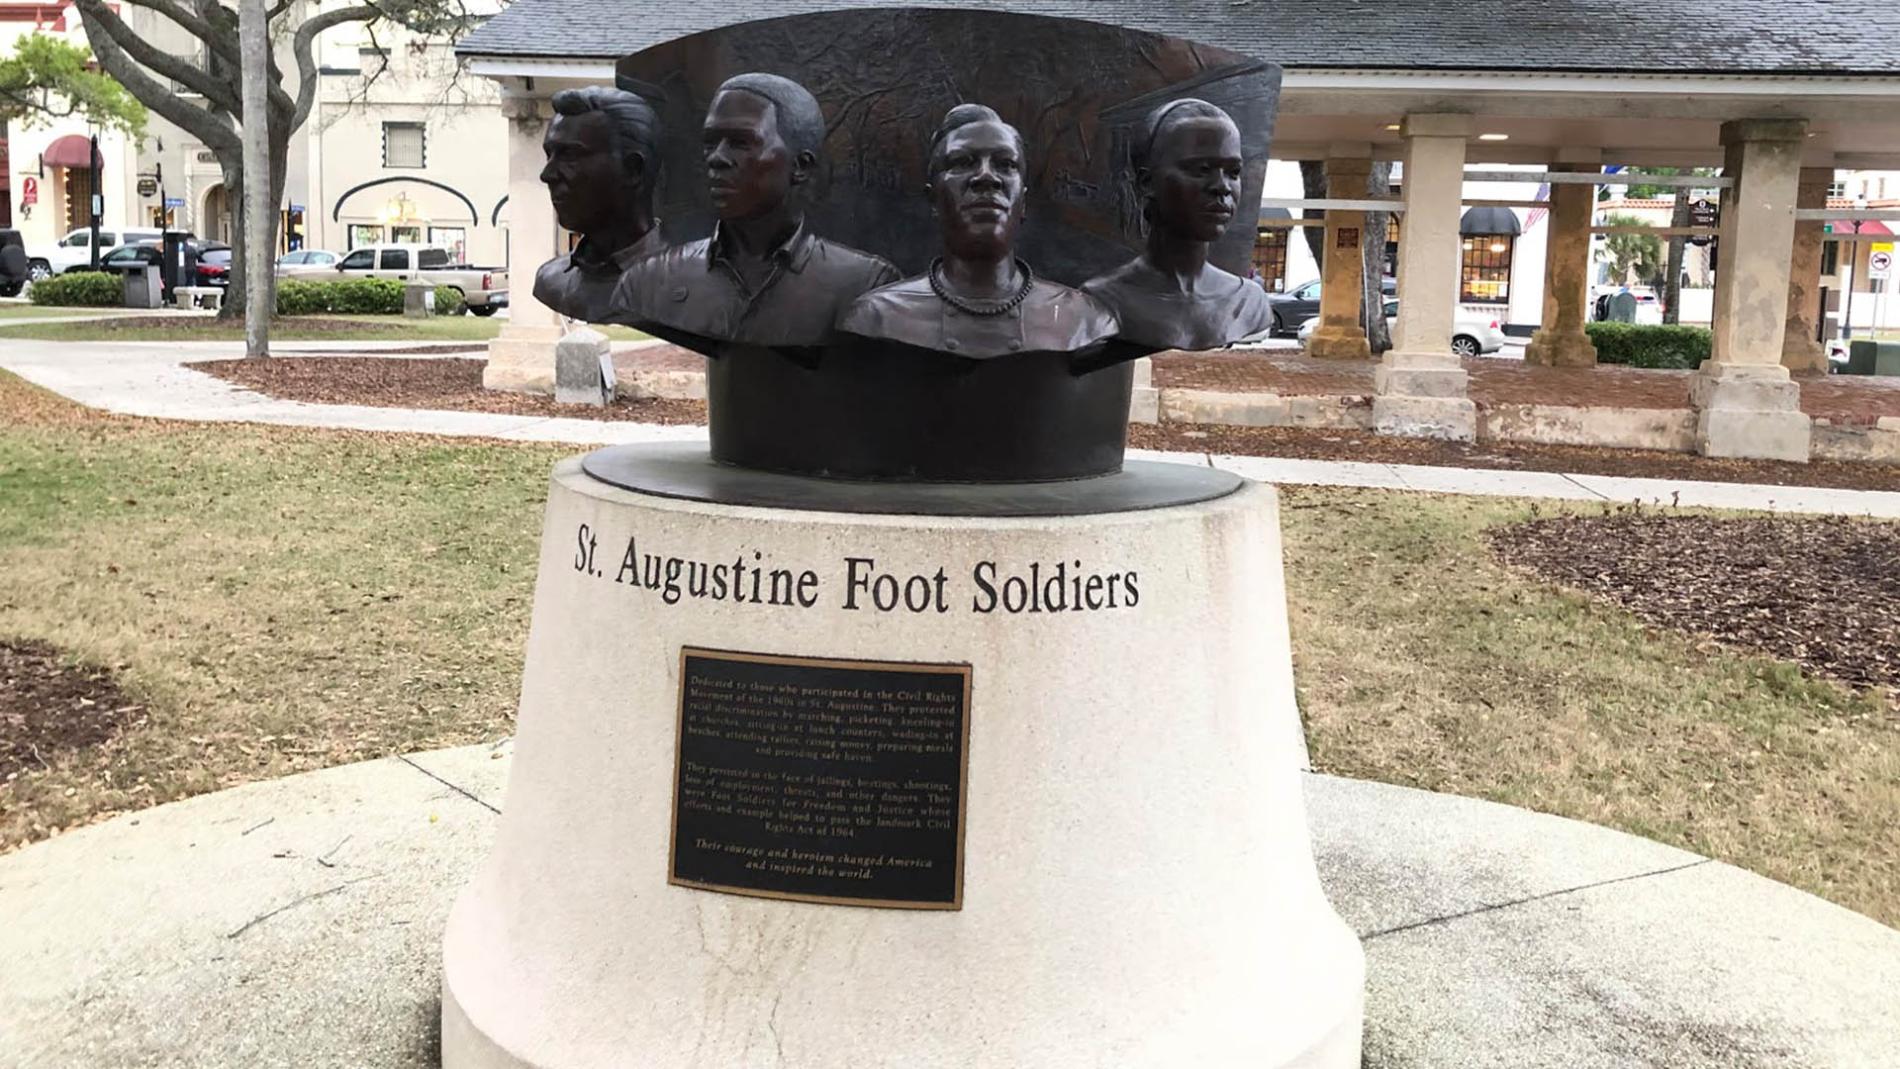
left=73, top=0, right=241, bottom=155
left=74, top=0, right=242, bottom=114
left=115, top=0, right=239, bottom=67
left=290, top=3, right=382, bottom=129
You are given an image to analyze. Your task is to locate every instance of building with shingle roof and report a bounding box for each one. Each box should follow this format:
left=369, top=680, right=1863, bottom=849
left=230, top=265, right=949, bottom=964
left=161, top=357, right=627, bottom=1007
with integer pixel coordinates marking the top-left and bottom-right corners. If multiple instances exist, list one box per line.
left=464, top=1, right=1900, bottom=462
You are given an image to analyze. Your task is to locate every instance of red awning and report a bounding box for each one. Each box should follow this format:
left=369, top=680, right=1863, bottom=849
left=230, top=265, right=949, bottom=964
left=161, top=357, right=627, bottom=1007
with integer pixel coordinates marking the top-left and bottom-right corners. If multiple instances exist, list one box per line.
left=1827, top=219, right=1893, bottom=236
left=41, top=134, right=101, bottom=170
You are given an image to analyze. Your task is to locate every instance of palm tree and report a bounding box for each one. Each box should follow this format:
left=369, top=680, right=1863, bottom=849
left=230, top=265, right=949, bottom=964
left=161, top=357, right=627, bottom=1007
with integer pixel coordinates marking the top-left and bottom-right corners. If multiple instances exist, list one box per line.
left=1600, top=212, right=1665, bottom=290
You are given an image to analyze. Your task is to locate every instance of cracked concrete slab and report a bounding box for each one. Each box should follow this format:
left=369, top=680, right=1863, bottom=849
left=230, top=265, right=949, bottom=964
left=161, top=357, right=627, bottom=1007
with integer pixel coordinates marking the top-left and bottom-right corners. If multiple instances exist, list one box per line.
left=3, top=747, right=1895, bottom=1067
left=0, top=753, right=498, bottom=1068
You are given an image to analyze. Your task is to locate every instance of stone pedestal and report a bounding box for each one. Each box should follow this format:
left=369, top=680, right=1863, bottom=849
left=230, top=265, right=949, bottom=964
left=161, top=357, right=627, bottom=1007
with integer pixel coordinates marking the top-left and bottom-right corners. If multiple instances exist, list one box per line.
left=441, top=454, right=1365, bottom=1069
left=1128, top=356, right=1159, bottom=423
left=554, top=327, right=612, bottom=407
left=483, top=325, right=566, bottom=394
left=1690, top=362, right=1812, bottom=462
left=403, top=282, right=434, bottom=319
left=1373, top=350, right=1477, bottom=441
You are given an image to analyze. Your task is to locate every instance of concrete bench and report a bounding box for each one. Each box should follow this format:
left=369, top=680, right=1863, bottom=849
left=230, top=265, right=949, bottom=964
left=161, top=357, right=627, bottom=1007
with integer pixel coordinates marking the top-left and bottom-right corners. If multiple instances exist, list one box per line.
left=174, top=286, right=222, bottom=311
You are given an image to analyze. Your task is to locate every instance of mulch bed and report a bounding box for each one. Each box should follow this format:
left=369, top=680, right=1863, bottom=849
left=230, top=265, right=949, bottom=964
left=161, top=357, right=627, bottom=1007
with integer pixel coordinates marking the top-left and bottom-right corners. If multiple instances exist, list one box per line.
left=1489, top=513, right=1900, bottom=697
left=1127, top=421, right=1900, bottom=493
left=188, top=357, right=708, bottom=425
left=1, top=640, right=143, bottom=782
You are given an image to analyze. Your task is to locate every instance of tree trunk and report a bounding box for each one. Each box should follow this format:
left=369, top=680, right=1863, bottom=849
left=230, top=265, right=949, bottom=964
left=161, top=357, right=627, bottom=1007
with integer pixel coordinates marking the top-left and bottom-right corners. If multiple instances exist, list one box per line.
left=1298, top=160, right=1326, bottom=271
left=1663, top=193, right=1691, bottom=325
left=240, top=0, right=271, bottom=356
left=1362, top=161, right=1394, bottom=354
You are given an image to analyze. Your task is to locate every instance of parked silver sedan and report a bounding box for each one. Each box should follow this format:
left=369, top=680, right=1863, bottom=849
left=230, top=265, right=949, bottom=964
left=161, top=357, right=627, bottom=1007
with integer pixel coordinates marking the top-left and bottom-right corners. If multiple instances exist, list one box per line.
left=275, top=249, right=341, bottom=277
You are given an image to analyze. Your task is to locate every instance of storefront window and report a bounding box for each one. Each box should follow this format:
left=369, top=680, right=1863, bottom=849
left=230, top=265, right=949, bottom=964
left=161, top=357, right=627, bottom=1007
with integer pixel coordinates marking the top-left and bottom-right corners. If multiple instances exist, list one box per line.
left=1460, top=236, right=1514, bottom=304
left=1251, top=228, right=1289, bottom=291
left=349, top=224, right=383, bottom=249
left=428, top=227, right=467, bottom=262
left=390, top=224, right=423, bottom=245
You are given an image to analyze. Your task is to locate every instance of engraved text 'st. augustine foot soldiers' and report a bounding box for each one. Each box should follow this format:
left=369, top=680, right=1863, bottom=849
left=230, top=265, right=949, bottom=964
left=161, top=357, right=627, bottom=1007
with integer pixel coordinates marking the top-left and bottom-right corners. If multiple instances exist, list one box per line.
left=1082, top=99, right=1273, bottom=350
left=837, top=104, right=1119, bottom=359
left=532, top=86, right=668, bottom=324
left=608, top=73, right=897, bottom=347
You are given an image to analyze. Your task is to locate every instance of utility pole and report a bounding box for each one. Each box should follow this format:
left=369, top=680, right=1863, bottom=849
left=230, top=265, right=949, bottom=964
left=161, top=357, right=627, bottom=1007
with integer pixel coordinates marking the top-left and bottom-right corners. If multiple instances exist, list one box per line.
left=239, top=0, right=271, bottom=357
left=87, top=129, right=101, bottom=270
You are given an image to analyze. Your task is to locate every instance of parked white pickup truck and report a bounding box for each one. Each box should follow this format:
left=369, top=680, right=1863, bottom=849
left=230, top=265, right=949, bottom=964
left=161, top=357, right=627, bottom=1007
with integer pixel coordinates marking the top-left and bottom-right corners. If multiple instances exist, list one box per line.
left=329, top=243, right=509, bottom=315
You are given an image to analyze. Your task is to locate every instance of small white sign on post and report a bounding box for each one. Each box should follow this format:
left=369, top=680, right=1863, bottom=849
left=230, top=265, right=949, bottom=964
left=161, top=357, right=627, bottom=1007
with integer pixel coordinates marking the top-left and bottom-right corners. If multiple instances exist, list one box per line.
left=1870, top=246, right=1893, bottom=281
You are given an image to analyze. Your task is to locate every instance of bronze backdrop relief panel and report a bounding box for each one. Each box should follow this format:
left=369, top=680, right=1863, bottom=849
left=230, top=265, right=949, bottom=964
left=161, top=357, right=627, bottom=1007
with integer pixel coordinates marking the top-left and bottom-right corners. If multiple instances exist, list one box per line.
left=603, top=10, right=1281, bottom=483
left=612, top=8, right=1281, bottom=288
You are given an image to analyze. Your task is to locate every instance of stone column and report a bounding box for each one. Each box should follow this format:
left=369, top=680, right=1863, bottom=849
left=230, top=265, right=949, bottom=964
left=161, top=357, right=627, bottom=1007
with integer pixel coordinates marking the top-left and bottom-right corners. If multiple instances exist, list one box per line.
left=1306, top=149, right=1372, bottom=360
left=1523, top=156, right=1599, bottom=368
left=1373, top=114, right=1476, bottom=441
left=1781, top=165, right=1831, bottom=373
left=484, top=91, right=564, bottom=395
left=1692, top=118, right=1811, bottom=462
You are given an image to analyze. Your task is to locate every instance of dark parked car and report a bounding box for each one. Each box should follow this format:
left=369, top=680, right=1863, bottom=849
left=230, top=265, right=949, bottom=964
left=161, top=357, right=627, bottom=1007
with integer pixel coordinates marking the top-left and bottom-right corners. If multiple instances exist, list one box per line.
left=1262, top=276, right=1398, bottom=337
left=94, top=239, right=227, bottom=301
left=195, top=245, right=232, bottom=287
left=0, top=229, right=27, bottom=297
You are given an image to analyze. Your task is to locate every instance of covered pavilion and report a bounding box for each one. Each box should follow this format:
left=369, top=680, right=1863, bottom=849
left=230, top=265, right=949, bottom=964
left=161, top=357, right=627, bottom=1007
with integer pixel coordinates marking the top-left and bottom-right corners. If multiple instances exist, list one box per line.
left=457, top=0, right=1900, bottom=462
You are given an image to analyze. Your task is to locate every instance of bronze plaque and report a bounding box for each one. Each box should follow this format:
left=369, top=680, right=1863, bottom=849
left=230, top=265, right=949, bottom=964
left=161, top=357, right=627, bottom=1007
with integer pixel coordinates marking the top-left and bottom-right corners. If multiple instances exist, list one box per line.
left=1336, top=226, right=1360, bottom=250
left=670, top=647, right=971, bottom=909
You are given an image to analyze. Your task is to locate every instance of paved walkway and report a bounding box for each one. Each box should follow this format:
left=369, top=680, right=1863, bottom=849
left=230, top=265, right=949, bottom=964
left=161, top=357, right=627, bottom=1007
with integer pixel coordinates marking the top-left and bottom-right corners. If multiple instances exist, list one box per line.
left=1, top=743, right=1893, bottom=1067
left=4, top=339, right=1900, bottom=517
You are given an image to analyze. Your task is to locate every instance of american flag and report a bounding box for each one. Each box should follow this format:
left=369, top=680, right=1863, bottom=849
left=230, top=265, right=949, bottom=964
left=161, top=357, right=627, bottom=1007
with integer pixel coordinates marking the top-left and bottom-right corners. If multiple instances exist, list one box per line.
left=1524, top=182, right=1551, bottom=230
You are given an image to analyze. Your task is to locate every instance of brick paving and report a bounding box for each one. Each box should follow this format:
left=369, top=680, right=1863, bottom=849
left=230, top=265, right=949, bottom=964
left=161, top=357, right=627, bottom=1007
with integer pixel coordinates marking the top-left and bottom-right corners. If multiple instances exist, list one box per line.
left=1151, top=351, right=1900, bottom=426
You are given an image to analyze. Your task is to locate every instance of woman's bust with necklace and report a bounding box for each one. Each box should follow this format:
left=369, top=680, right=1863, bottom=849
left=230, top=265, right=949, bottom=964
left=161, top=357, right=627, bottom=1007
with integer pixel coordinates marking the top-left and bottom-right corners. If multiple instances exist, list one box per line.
left=1082, top=99, right=1273, bottom=351
left=837, top=104, right=1118, bottom=359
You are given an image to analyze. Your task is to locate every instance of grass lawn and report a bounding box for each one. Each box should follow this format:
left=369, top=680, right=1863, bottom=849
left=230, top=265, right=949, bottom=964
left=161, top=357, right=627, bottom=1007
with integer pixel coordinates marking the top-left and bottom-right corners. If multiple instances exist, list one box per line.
left=0, top=304, right=139, bottom=321
left=0, top=370, right=1893, bottom=926
left=0, top=313, right=649, bottom=344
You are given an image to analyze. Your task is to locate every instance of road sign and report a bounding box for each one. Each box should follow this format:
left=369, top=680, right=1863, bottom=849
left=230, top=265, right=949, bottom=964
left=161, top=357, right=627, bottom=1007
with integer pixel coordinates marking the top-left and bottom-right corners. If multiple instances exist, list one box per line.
left=1688, top=198, right=1717, bottom=247
left=1871, top=248, right=1894, bottom=280
left=163, top=197, right=185, bottom=209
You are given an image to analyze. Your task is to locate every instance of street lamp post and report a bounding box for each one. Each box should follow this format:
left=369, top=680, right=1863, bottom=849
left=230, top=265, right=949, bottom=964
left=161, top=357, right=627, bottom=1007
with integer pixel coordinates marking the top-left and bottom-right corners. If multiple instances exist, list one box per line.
left=1842, top=195, right=1868, bottom=341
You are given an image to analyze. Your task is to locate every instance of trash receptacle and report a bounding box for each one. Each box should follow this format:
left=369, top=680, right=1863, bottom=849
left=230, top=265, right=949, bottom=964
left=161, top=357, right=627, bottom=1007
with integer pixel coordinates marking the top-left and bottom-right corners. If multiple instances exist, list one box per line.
left=123, top=264, right=163, bottom=309
left=1846, top=339, right=1900, bottom=377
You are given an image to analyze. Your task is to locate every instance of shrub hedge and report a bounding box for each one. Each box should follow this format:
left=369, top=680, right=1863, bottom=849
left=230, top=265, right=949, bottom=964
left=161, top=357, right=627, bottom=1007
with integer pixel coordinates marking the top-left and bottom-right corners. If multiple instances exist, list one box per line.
left=275, top=277, right=404, bottom=315
left=1584, top=322, right=1712, bottom=370
left=28, top=271, right=124, bottom=307
left=432, top=284, right=467, bottom=317
left=274, top=278, right=471, bottom=316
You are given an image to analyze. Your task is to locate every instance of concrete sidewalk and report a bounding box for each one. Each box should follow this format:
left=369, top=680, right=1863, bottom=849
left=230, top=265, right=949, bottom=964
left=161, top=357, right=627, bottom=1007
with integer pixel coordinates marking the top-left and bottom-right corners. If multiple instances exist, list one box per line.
left=4, top=339, right=1900, bottom=517
left=1, top=744, right=1893, bottom=1067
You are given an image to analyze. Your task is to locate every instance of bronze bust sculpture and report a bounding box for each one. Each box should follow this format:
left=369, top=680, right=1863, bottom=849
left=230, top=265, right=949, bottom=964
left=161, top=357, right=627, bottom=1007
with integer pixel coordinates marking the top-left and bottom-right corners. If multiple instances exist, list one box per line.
left=1082, top=99, right=1272, bottom=350
left=532, top=87, right=667, bottom=324
left=837, top=105, right=1118, bottom=359
left=608, top=73, right=898, bottom=347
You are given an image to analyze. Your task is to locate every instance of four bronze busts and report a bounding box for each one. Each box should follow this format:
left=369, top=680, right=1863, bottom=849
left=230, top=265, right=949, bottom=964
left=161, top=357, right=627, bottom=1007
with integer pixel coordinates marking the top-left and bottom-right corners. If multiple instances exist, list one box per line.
left=532, top=87, right=667, bottom=324
left=1082, top=99, right=1273, bottom=350
left=538, top=65, right=1273, bottom=483
left=607, top=74, right=897, bottom=347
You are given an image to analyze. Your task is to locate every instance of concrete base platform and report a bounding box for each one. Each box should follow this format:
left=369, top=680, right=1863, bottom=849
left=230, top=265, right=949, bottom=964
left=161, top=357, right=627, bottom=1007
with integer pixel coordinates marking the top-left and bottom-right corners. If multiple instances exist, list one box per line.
left=3, top=746, right=1896, bottom=1068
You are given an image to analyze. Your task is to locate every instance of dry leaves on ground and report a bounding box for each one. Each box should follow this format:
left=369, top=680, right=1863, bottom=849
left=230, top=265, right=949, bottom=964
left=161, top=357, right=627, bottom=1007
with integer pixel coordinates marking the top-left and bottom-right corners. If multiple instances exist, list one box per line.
left=1490, top=511, right=1900, bottom=697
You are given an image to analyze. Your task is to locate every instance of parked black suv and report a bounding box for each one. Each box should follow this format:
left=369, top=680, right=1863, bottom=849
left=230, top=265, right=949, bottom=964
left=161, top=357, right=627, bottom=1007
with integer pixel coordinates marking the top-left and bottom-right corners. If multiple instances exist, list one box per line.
left=0, top=229, right=27, bottom=298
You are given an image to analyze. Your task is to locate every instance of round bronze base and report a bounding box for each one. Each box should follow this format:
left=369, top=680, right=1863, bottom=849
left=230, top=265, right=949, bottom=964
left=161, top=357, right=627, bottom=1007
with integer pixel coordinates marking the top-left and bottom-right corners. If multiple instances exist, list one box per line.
left=579, top=442, right=1242, bottom=517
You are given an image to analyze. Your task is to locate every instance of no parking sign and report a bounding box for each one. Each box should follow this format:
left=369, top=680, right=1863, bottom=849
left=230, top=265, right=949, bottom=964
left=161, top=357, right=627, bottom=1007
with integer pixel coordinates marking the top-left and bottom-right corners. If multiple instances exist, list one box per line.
left=1871, top=243, right=1893, bottom=281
